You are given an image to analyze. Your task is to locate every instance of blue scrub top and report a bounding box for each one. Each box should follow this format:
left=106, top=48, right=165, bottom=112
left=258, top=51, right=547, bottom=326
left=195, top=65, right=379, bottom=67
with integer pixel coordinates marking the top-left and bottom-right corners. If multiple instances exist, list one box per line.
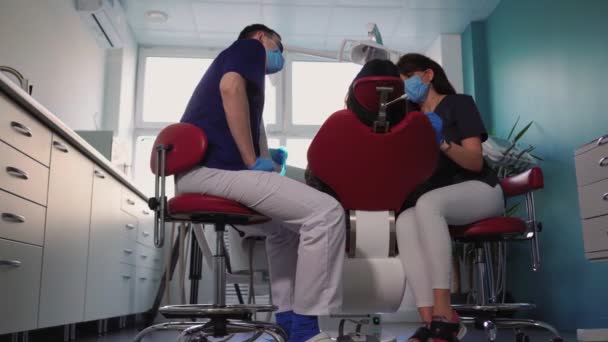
left=180, top=39, right=266, bottom=170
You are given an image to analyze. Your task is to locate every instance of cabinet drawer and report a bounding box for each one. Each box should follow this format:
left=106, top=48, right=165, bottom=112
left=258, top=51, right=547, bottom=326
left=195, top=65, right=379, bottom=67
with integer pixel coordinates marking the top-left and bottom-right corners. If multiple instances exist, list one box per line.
left=0, top=190, right=45, bottom=246
left=118, top=263, right=136, bottom=315
left=576, top=139, right=608, bottom=187
left=120, top=211, right=138, bottom=244
left=118, top=241, right=137, bottom=265
left=0, top=141, right=49, bottom=206
left=0, top=238, right=43, bottom=335
left=121, top=187, right=142, bottom=217
left=0, top=93, right=52, bottom=166
left=135, top=266, right=160, bottom=313
left=578, top=178, right=608, bottom=219
left=136, top=243, right=162, bottom=269
left=582, top=215, right=608, bottom=253
left=137, top=219, right=154, bottom=247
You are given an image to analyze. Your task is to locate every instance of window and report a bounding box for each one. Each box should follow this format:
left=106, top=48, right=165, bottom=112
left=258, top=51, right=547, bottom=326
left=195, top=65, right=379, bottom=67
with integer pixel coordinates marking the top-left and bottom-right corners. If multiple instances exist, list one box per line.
left=133, top=136, right=175, bottom=198
left=133, top=49, right=361, bottom=190
left=285, top=138, right=313, bottom=169
left=291, top=61, right=361, bottom=125
left=141, top=57, right=214, bottom=123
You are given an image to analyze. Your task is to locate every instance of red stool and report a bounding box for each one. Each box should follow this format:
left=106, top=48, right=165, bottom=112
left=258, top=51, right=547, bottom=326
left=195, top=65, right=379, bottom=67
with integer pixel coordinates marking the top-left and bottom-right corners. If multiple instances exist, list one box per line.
left=134, top=123, right=285, bottom=342
left=450, top=168, right=563, bottom=342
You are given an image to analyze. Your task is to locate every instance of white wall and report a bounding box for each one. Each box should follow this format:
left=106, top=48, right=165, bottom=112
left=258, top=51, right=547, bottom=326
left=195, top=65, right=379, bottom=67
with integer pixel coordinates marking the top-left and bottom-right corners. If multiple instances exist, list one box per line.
left=0, top=0, right=106, bottom=130
left=425, top=34, right=464, bottom=93
left=101, top=1, right=138, bottom=177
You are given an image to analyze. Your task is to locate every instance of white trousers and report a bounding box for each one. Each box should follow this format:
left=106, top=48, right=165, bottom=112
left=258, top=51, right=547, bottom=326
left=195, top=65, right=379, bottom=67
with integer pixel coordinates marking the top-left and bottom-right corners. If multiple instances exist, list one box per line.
left=176, top=167, right=346, bottom=315
left=396, top=181, right=504, bottom=308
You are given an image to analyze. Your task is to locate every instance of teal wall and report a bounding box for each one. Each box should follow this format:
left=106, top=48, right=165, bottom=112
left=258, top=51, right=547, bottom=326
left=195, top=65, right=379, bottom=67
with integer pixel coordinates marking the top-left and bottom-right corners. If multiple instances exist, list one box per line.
left=462, top=0, right=608, bottom=331
left=461, top=22, right=492, bottom=130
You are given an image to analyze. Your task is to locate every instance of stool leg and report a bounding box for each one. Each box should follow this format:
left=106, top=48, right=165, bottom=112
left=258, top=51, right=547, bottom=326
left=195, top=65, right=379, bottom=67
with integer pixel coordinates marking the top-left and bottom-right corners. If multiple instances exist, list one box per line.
left=190, top=223, right=203, bottom=304
left=474, top=246, right=488, bottom=305
left=214, top=222, right=227, bottom=306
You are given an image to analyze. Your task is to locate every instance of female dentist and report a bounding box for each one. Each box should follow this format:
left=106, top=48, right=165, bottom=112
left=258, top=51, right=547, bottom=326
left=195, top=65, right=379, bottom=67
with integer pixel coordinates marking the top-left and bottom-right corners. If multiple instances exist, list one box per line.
left=394, top=53, right=504, bottom=342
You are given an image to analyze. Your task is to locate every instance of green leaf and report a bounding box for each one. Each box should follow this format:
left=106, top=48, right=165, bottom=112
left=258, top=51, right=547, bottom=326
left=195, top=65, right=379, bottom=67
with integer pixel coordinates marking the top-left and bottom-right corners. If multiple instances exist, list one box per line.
left=507, top=116, right=520, bottom=140
left=505, top=202, right=522, bottom=217
left=530, top=153, right=544, bottom=161
left=513, top=121, right=534, bottom=143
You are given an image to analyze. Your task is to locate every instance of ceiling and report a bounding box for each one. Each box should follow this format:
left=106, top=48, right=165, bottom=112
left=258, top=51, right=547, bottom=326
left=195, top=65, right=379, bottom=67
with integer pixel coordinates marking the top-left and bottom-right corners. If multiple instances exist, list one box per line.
left=120, top=0, right=501, bottom=53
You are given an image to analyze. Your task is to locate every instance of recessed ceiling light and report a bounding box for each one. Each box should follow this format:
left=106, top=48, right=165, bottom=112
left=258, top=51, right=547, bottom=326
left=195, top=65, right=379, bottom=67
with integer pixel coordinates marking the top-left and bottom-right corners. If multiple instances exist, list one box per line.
left=145, top=10, right=169, bottom=23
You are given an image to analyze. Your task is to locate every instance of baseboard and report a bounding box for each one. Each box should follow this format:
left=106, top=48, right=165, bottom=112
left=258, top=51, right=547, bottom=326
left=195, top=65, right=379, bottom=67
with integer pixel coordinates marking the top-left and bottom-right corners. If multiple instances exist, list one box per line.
left=577, top=329, right=608, bottom=341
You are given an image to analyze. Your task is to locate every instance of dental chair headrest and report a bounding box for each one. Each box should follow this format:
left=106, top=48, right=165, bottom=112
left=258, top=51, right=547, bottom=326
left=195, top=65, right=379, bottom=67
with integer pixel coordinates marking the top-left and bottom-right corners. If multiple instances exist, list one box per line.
left=307, top=110, right=438, bottom=212
left=347, top=76, right=406, bottom=127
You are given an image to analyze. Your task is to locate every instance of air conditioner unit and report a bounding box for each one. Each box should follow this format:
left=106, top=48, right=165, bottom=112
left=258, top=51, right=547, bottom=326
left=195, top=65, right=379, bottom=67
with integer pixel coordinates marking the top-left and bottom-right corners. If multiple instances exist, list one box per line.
left=76, top=0, right=124, bottom=49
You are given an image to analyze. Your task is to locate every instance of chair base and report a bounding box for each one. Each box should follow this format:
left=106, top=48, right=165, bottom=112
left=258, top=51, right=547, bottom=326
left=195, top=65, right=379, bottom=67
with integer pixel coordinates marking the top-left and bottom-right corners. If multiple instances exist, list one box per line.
left=460, top=316, right=563, bottom=342
left=453, top=303, right=535, bottom=313
left=159, top=304, right=277, bottom=319
left=133, top=319, right=287, bottom=342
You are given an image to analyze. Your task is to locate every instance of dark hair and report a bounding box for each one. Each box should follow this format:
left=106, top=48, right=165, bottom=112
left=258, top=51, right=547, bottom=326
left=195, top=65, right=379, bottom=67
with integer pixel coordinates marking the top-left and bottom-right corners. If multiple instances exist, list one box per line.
left=238, top=24, right=281, bottom=41
left=397, top=53, right=456, bottom=95
left=346, top=59, right=407, bottom=127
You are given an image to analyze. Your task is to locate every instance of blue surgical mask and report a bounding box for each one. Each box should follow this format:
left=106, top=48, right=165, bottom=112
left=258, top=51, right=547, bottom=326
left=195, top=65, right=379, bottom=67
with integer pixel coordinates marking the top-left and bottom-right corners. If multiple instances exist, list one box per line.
left=265, top=49, right=284, bottom=74
left=404, top=75, right=430, bottom=104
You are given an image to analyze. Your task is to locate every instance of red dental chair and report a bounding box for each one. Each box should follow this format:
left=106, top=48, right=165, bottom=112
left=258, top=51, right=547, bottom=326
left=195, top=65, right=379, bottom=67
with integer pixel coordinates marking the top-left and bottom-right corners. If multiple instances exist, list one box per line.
left=450, top=167, right=563, bottom=342
left=307, top=76, right=439, bottom=340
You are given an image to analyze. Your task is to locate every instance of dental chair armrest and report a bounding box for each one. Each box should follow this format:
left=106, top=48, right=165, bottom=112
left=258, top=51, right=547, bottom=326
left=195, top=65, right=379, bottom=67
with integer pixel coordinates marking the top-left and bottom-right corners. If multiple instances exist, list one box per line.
left=499, top=167, right=544, bottom=198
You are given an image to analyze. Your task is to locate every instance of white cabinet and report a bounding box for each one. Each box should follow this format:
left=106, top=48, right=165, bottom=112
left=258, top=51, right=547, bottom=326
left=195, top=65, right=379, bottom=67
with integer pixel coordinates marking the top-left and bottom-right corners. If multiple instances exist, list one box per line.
left=0, top=238, right=43, bottom=335
left=38, top=135, right=93, bottom=328
left=575, top=136, right=608, bottom=260
left=85, top=169, right=144, bottom=320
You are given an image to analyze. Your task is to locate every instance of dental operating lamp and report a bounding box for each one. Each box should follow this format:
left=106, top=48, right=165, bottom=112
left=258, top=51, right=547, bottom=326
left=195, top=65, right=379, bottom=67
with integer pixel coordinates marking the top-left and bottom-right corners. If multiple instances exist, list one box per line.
left=284, top=23, right=403, bottom=65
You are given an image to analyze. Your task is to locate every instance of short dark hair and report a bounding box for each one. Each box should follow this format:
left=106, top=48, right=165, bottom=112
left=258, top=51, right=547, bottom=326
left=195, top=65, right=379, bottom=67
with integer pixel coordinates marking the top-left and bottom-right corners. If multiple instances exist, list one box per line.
left=397, top=53, right=456, bottom=96
left=238, top=24, right=281, bottom=40
left=346, top=59, right=408, bottom=127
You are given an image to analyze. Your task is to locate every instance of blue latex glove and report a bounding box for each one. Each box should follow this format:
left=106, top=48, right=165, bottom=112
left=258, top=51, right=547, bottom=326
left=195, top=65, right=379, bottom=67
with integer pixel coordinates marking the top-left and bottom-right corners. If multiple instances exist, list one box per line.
left=248, top=158, right=275, bottom=172
left=269, top=147, right=288, bottom=175
left=425, top=112, right=444, bottom=145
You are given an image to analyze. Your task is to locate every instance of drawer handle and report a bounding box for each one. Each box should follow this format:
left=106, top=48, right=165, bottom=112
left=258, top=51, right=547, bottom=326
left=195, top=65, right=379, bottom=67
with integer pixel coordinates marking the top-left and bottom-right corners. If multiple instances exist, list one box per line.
left=6, top=166, right=28, bottom=180
left=52, top=140, right=69, bottom=153
left=2, top=212, right=26, bottom=223
left=142, top=209, right=150, bottom=215
left=0, top=260, right=21, bottom=268
left=139, top=277, right=147, bottom=280
left=599, top=157, right=608, bottom=167
left=126, top=199, right=135, bottom=205
left=142, top=231, right=150, bottom=237
left=10, top=121, right=32, bottom=137
left=123, top=249, right=133, bottom=254
left=603, top=193, right=608, bottom=201
left=125, top=223, right=135, bottom=230
left=597, top=135, right=608, bottom=146
left=122, top=275, right=131, bottom=279
left=94, top=170, right=105, bottom=179
left=141, top=254, right=148, bottom=259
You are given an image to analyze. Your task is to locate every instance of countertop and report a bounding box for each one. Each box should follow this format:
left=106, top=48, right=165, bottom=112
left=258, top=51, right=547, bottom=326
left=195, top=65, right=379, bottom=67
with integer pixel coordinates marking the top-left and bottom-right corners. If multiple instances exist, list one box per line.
left=0, top=72, right=148, bottom=201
